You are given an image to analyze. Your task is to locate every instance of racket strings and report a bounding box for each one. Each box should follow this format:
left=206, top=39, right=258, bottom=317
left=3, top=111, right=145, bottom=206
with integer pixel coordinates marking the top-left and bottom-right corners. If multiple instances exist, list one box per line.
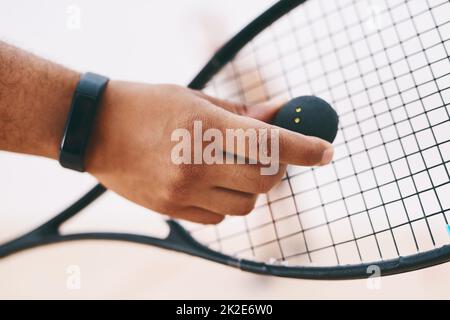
left=201, top=0, right=450, bottom=264
left=212, top=2, right=449, bottom=98
left=309, top=0, right=437, bottom=259
left=188, top=0, right=450, bottom=266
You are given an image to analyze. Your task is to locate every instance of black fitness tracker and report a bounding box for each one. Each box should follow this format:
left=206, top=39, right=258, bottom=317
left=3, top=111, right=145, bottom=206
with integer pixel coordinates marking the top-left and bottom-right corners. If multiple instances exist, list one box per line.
left=59, top=72, right=109, bottom=172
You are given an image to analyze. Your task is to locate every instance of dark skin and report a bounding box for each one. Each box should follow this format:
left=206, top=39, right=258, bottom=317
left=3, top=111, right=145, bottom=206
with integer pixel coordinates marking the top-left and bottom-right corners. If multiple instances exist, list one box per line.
left=0, top=41, right=334, bottom=224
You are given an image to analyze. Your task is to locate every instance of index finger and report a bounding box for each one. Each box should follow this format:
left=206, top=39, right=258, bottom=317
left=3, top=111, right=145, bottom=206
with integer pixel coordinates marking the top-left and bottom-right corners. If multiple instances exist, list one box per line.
left=217, top=108, right=334, bottom=166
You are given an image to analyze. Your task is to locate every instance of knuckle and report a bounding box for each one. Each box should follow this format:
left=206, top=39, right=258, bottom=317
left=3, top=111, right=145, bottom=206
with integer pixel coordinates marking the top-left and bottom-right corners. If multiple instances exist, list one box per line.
left=257, top=128, right=268, bottom=145
left=279, top=134, right=290, bottom=156
left=167, top=184, right=188, bottom=201
left=234, top=201, right=256, bottom=216
left=228, top=196, right=257, bottom=216
left=155, top=201, right=180, bottom=217
left=166, top=170, right=196, bottom=202
left=241, top=201, right=256, bottom=215
left=256, top=176, right=276, bottom=193
left=247, top=130, right=260, bottom=151
left=175, top=163, right=202, bottom=181
left=180, top=104, right=212, bottom=131
left=272, top=164, right=286, bottom=181
left=182, top=112, right=202, bottom=131
left=242, top=166, right=259, bottom=183
left=205, top=215, right=225, bottom=225
left=233, top=102, right=248, bottom=115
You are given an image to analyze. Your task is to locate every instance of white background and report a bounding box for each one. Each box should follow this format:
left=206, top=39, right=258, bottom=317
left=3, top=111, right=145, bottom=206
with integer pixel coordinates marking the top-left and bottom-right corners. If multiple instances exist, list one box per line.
left=0, top=0, right=449, bottom=299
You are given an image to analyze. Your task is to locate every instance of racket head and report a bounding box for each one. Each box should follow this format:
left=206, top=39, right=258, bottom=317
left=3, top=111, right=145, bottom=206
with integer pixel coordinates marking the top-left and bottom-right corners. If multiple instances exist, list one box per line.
left=0, top=0, right=449, bottom=280
left=180, top=0, right=450, bottom=278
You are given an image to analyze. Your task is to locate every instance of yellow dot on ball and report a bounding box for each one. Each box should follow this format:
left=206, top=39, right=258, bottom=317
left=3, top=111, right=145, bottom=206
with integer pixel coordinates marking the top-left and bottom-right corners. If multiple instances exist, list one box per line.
left=295, top=107, right=302, bottom=112
left=294, top=117, right=300, bottom=124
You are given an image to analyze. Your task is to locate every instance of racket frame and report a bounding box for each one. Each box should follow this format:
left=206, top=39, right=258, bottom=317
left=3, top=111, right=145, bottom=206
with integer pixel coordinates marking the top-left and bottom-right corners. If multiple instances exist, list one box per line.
left=1, top=0, right=449, bottom=279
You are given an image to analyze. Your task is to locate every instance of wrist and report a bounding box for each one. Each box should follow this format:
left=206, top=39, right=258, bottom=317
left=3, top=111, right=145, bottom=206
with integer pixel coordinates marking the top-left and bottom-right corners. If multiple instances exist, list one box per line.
left=58, top=72, right=109, bottom=172
left=84, top=79, right=119, bottom=175
left=43, top=70, right=82, bottom=160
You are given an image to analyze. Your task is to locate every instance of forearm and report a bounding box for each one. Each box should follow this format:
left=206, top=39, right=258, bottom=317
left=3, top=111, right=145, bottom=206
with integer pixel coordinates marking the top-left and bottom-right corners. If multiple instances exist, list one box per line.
left=0, top=41, right=80, bottom=159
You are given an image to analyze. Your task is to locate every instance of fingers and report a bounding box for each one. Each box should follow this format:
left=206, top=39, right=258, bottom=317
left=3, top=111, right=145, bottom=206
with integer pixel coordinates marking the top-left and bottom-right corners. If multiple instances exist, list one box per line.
left=192, top=90, right=283, bottom=122
left=278, top=131, right=334, bottom=166
left=175, top=207, right=225, bottom=224
left=208, top=163, right=286, bottom=193
left=246, top=101, right=285, bottom=122
left=194, top=187, right=258, bottom=216
left=172, top=163, right=286, bottom=222
left=168, top=89, right=334, bottom=225
left=217, top=111, right=334, bottom=166
left=164, top=162, right=286, bottom=224
left=193, top=91, right=334, bottom=166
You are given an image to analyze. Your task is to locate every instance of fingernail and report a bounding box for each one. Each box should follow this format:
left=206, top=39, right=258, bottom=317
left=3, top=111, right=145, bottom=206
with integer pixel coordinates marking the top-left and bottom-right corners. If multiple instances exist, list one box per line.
left=320, top=147, right=334, bottom=165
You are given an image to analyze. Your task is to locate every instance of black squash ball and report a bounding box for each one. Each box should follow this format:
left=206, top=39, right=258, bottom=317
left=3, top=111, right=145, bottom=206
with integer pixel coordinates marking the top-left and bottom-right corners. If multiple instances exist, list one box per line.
left=271, top=96, right=339, bottom=143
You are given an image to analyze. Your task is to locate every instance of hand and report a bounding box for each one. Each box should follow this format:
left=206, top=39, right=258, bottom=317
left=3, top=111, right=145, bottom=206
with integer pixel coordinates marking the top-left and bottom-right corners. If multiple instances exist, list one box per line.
left=86, top=82, right=334, bottom=224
